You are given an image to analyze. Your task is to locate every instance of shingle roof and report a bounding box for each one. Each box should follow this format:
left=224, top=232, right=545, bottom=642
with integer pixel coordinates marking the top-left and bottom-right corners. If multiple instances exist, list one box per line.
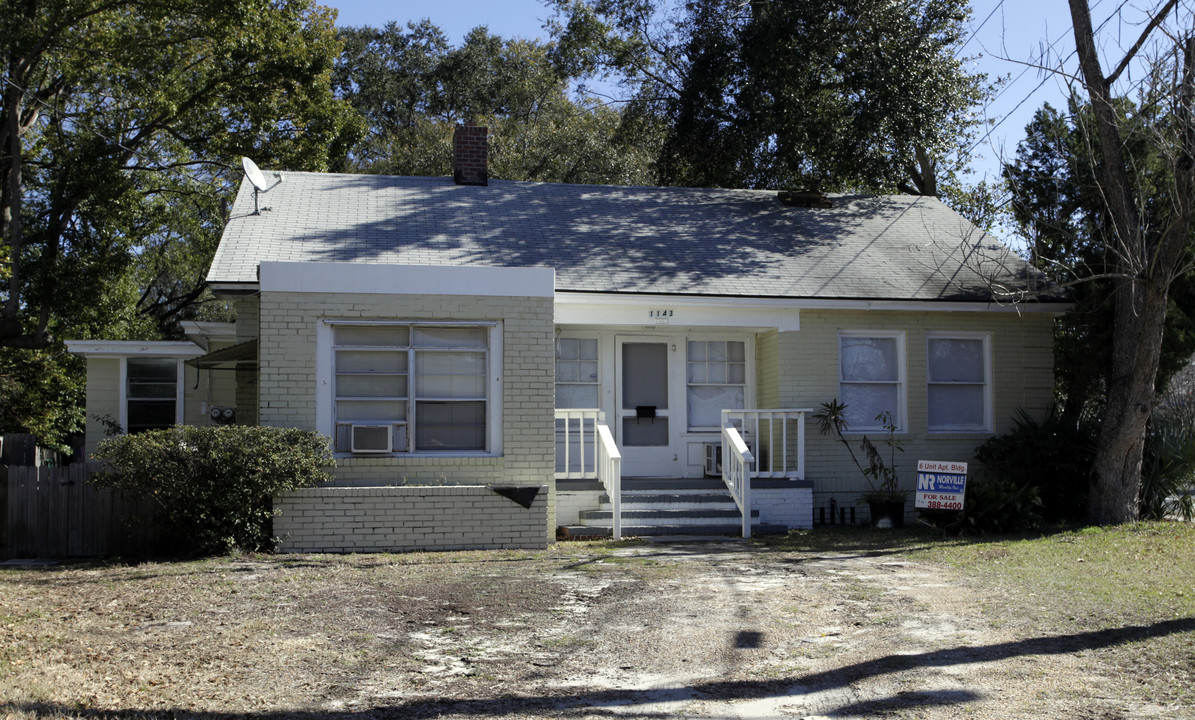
left=208, top=171, right=1052, bottom=302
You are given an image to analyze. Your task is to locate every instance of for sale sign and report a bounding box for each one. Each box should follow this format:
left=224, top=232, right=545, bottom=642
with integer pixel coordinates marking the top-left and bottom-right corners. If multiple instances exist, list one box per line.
left=915, top=460, right=968, bottom=511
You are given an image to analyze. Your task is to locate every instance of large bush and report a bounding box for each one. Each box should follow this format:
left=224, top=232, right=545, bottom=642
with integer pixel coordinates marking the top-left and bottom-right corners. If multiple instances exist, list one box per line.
left=919, top=475, right=1044, bottom=535
left=1141, top=403, right=1195, bottom=521
left=93, top=426, right=334, bottom=555
left=920, top=408, right=1094, bottom=534
left=973, top=409, right=1097, bottom=524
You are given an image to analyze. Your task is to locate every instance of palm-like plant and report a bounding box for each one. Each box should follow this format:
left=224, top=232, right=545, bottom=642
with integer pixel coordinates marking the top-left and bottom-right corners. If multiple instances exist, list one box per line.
left=813, top=399, right=906, bottom=504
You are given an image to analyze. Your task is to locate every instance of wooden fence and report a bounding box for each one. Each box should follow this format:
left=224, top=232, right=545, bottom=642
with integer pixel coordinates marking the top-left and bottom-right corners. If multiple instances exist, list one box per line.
left=0, top=433, right=82, bottom=467
left=3, top=463, right=166, bottom=559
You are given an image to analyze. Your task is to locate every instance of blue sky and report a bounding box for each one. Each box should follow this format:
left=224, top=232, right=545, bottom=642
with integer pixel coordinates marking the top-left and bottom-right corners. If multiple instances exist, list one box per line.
left=321, top=0, right=1164, bottom=185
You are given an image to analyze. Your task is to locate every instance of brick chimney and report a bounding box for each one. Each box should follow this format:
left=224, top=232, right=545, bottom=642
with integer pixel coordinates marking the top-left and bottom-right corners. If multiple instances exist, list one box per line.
left=453, top=122, right=488, bottom=186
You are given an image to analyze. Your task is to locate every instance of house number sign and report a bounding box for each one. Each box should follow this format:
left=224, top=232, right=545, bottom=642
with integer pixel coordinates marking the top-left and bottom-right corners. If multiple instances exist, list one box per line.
left=648, top=309, right=674, bottom=319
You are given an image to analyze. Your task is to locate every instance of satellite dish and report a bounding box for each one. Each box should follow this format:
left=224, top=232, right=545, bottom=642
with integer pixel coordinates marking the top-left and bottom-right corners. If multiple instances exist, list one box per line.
left=241, top=157, right=276, bottom=214
left=241, top=157, right=269, bottom=192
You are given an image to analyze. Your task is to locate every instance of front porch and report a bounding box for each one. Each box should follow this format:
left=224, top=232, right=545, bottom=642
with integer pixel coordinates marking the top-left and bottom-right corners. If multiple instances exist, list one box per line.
left=555, top=409, right=814, bottom=538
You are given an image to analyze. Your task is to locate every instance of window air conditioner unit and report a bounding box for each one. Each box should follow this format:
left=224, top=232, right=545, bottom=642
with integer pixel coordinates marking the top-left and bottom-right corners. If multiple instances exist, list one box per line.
left=704, top=442, right=723, bottom=477
left=350, top=425, right=391, bottom=454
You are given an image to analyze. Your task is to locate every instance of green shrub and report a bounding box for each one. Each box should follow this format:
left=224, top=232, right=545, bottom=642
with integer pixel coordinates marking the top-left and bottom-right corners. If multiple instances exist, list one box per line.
left=973, top=408, right=1096, bottom=523
left=1141, top=403, right=1195, bottom=521
left=92, top=425, right=334, bottom=555
left=919, top=475, right=1044, bottom=534
left=919, top=408, right=1092, bottom=534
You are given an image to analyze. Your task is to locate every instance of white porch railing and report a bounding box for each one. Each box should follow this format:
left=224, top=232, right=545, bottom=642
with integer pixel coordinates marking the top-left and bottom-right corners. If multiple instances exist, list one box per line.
left=555, top=409, right=604, bottom=480
left=555, top=409, right=622, bottom=540
left=721, top=409, right=813, bottom=538
left=722, top=409, right=812, bottom=480
left=721, top=423, right=755, bottom=538
left=596, top=423, right=622, bottom=540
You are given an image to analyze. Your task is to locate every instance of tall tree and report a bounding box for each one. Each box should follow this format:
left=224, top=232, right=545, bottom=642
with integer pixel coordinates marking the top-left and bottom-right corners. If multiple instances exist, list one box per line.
left=0, top=0, right=359, bottom=447
left=546, top=0, right=988, bottom=193
left=1, top=0, right=359, bottom=351
left=333, top=22, right=662, bottom=185
left=1006, top=101, right=1195, bottom=424
left=1060, top=0, right=1194, bottom=523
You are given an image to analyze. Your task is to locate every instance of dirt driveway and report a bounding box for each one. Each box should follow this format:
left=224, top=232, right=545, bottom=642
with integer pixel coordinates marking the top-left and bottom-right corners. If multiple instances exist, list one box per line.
left=0, top=537, right=1182, bottom=719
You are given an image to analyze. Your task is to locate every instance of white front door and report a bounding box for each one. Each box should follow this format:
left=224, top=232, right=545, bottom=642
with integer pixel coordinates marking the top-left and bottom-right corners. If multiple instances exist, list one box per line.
left=615, top=335, right=681, bottom=476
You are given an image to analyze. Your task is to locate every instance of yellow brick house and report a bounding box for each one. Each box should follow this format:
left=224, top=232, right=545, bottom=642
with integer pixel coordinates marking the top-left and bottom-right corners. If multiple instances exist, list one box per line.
left=72, top=125, right=1067, bottom=552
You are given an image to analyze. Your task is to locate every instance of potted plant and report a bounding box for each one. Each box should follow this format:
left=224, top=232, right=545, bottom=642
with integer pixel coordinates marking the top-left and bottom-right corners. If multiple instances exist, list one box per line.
left=813, top=399, right=907, bottom=528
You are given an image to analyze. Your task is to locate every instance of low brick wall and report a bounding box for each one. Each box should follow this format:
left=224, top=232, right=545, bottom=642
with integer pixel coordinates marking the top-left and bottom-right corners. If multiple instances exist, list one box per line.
left=754, top=479, right=814, bottom=529
left=556, top=486, right=603, bottom=526
left=275, top=485, right=549, bottom=553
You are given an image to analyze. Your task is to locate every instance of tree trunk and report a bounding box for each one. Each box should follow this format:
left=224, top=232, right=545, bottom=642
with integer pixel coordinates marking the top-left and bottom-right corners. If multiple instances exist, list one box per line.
left=1088, top=277, right=1169, bottom=523
left=1068, top=0, right=1193, bottom=524
left=2, top=75, right=24, bottom=338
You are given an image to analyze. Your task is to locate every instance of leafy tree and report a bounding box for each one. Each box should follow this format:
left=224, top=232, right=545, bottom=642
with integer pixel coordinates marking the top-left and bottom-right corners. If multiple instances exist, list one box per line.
left=546, top=0, right=989, bottom=193
left=1006, top=101, right=1195, bottom=422
left=1012, top=0, right=1195, bottom=523
left=1, top=0, right=360, bottom=352
left=333, top=22, right=661, bottom=185
left=0, top=346, right=83, bottom=450
left=0, top=0, right=359, bottom=444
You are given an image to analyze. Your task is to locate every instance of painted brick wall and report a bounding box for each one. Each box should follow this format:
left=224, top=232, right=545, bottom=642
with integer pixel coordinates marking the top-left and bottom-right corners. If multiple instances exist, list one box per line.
left=777, top=309, right=1055, bottom=504
left=254, top=290, right=557, bottom=535
left=197, top=341, right=240, bottom=425
left=754, top=486, right=813, bottom=529
left=557, top=490, right=602, bottom=526
left=275, top=485, right=549, bottom=552
left=235, top=298, right=260, bottom=342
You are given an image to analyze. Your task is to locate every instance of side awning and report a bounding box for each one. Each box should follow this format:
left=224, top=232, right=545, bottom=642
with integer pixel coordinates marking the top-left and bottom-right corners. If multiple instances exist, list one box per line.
left=185, top=339, right=258, bottom=369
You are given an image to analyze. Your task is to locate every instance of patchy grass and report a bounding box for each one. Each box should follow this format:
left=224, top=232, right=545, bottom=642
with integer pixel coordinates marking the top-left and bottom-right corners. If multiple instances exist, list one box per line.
left=763, top=521, right=1195, bottom=706
left=917, top=523, right=1195, bottom=622
left=915, top=522, right=1195, bottom=707
left=1, top=526, right=1191, bottom=717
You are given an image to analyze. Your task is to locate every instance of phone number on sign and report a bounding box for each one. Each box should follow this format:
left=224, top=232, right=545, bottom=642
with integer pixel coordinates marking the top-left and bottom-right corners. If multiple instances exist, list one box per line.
left=923, top=500, right=963, bottom=510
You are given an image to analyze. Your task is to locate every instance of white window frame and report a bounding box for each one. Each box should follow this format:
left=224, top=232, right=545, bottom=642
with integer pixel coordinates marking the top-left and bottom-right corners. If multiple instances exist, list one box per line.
left=317, top=320, right=503, bottom=457
left=926, top=331, right=993, bottom=434
left=554, top=333, right=601, bottom=410
left=685, top=335, right=752, bottom=431
left=838, top=330, right=906, bottom=433
left=119, top=357, right=186, bottom=433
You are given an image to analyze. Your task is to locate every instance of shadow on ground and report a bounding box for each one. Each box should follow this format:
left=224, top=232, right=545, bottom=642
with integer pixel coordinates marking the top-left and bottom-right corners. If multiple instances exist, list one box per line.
left=7, top=617, right=1191, bottom=719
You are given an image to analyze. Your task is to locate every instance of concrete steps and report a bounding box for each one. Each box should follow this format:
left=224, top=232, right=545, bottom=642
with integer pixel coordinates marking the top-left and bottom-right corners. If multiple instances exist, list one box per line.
left=562, top=477, right=786, bottom=538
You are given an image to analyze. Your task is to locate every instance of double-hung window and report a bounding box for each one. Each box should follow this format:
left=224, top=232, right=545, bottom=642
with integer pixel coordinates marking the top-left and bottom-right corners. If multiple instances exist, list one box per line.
left=927, top=333, right=991, bottom=432
left=332, top=323, right=493, bottom=454
left=839, top=331, right=905, bottom=431
left=687, top=340, right=746, bottom=429
left=125, top=358, right=181, bottom=434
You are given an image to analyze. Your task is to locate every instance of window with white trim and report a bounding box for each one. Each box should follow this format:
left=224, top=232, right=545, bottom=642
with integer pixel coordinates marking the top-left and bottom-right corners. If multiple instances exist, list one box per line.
left=839, top=332, right=905, bottom=431
left=332, top=324, right=491, bottom=453
left=125, top=358, right=180, bottom=434
left=687, top=340, right=746, bottom=429
left=555, top=337, right=599, bottom=408
left=927, top=334, right=991, bottom=432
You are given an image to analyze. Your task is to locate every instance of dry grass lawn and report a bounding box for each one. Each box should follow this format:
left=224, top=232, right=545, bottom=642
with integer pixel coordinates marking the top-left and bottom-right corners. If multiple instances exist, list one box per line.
left=1, top=522, right=1191, bottom=719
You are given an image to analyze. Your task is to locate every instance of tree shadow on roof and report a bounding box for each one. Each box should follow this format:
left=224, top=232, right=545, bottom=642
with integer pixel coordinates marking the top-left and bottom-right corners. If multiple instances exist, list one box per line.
left=235, top=174, right=988, bottom=296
